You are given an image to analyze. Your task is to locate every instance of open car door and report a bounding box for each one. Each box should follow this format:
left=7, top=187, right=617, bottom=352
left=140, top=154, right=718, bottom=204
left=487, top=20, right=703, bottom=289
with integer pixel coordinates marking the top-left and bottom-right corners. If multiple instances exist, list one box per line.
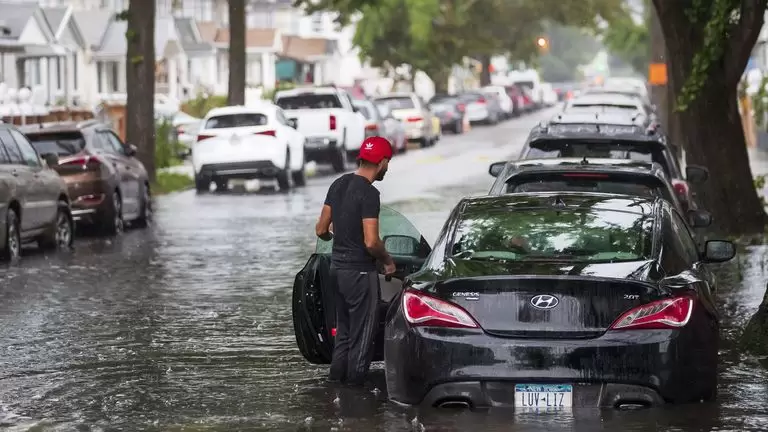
left=292, top=205, right=431, bottom=364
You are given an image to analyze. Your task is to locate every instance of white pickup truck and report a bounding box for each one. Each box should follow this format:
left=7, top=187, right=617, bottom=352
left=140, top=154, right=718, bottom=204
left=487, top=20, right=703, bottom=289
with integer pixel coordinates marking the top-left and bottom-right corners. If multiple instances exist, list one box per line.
left=274, top=86, right=366, bottom=173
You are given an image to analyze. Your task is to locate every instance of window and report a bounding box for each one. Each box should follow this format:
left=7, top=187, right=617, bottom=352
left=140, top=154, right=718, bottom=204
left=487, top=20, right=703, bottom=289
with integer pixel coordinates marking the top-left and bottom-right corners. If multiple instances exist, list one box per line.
left=670, top=210, right=700, bottom=263
left=25, top=132, right=86, bottom=157
left=110, top=62, right=119, bottom=92
left=659, top=212, right=692, bottom=275
left=101, top=132, right=126, bottom=155
left=275, top=109, right=288, bottom=125
left=506, top=176, right=661, bottom=198
left=0, top=138, right=9, bottom=164
left=72, top=53, right=78, bottom=91
left=354, top=104, right=373, bottom=120
left=0, top=131, right=24, bottom=165
left=97, top=62, right=103, bottom=93
left=311, top=12, right=324, bottom=33
left=374, top=96, right=415, bottom=110
left=55, top=58, right=61, bottom=90
left=275, top=94, right=342, bottom=110
left=451, top=208, right=654, bottom=263
left=204, top=113, right=269, bottom=129
left=91, top=132, right=112, bottom=153
left=10, top=130, right=41, bottom=168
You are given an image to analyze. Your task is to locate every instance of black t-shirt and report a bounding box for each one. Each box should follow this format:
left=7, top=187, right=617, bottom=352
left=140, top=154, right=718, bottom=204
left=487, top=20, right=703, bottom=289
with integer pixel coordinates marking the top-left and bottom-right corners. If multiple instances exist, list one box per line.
left=324, top=173, right=381, bottom=271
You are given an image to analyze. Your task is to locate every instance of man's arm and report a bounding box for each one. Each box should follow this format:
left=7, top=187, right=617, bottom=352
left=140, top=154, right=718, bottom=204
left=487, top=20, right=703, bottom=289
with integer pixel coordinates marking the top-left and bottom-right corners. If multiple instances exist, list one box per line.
left=315, top=205, right=333, bottom=241
left=361, top=191, right=393, bottom=265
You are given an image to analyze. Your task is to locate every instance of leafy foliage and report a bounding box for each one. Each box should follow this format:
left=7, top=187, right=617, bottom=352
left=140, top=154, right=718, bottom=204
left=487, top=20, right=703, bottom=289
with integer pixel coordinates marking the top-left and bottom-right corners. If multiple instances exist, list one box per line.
left=602, top=6, right=649, bottom=76
left=539, top=23, right=602, bottom=82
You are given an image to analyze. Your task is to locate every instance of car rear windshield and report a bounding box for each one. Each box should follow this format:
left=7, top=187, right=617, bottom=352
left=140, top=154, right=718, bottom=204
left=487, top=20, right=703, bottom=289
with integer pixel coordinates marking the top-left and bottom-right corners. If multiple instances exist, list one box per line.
left=505, top=173, right=666, bottom=199
left=452, top=208, right=653, bottom=262
left=569, top=103, right=638, bottom=111
left=25, top=132, right=86, bottom=156
left=565, top=105, right=639, bottom=114
left=205, top=113, right=268, bottom=129
left=375, top=96, right=415, bottom=110
left=514, top=81, right=534, bottom=89
left=525, top=140, right=673, bottom=177
left=275, top=94, right=342, bottom=109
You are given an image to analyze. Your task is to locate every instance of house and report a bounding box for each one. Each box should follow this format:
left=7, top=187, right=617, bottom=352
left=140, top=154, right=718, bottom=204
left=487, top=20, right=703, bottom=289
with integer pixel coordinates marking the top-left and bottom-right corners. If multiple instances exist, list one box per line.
left=197, top=22, right=280, bottom=94
left=0, top=1, right=69, bottom=105
left=169, top=18, right=216, bottom=97
left=41, top=6, right=89, bottom=106
left=278, top=35, right=340, bottom=85
left=71, top=9, right=112, bottom=108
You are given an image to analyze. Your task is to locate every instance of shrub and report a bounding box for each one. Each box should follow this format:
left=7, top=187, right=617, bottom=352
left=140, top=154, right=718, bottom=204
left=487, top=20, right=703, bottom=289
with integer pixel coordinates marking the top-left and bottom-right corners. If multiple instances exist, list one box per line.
left=181, top=94, right=228, bottom=118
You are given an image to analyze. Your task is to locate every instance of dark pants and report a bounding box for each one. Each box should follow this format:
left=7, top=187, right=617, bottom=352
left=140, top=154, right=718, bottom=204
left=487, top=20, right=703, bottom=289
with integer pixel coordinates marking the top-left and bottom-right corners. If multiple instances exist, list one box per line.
left=329, top=268, right=380, bottom=385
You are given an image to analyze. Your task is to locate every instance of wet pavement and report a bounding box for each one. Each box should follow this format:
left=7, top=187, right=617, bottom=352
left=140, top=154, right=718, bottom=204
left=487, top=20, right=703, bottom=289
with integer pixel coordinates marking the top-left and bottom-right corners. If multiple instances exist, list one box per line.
left=2, top=108, right=768, bottom=431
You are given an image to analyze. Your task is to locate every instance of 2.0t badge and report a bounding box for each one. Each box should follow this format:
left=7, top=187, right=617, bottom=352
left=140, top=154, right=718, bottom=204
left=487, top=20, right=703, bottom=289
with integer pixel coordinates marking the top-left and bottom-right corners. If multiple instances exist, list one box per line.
left=530, top=294, right=559, bottom=310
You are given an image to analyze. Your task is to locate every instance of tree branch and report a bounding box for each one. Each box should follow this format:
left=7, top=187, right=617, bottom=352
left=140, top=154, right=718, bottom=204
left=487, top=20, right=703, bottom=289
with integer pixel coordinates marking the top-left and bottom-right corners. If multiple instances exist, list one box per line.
left=725, top=0, right=768, bottom=86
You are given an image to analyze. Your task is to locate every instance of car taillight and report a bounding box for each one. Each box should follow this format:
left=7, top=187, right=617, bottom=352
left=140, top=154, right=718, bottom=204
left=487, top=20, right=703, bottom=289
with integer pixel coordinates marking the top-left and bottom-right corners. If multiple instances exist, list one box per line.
left=457, top=103, right=466, bottom=112
left=256, top=130, right=276, bottom=136
left=672, top=180, right=689, bottom=199
left=365, top=123, right=378, bottom=131
left=403, top=289, right=478, bottom=329
left=609, top=296, right=694, bottom=330
left=406, top=117, right=423, bottom=122
left=329, top=115, right=337, bottom=130
left=561, top=173, right=610, bottom=179
left=61, top=155, right=102, bottom=169
left=477, top=98, right=487, bottom=104
left=177, top=126, right=185, bottom=135
left=197, top=134, right=215, bottom=142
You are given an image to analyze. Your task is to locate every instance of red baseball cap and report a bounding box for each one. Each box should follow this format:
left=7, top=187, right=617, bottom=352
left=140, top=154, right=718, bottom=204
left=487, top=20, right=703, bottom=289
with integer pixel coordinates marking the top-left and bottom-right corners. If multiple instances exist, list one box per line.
left=357, top=136, right=393, bottom=164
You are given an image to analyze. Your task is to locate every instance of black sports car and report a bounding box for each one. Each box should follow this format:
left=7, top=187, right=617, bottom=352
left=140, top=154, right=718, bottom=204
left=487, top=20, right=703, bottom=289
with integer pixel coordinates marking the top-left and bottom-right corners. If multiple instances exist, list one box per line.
left=292, top=193, right=735, bottom=410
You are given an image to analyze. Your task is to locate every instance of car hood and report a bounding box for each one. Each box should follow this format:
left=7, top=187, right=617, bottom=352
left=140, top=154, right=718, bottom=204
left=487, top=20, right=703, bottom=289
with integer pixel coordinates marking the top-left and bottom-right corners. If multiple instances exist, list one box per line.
left=411, top=258, right=657, bottom=283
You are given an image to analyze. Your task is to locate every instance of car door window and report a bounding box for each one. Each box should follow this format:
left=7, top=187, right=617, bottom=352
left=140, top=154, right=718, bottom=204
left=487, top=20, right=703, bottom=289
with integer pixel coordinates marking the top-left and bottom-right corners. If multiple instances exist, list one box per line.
left=0, top=130, right=24, bottom=165
left=90, top=132, right=112, bottom=154
left=670, top=209, right=700, bottom=262
left=9, top=129, right=41, bottom=168
left=101, top=132, right=126, bottom=156
left=275, top=109, right=288, bottom=125
left=659, top=211, right=692, bottom=275
left=0, top=141, right=9, bottom=164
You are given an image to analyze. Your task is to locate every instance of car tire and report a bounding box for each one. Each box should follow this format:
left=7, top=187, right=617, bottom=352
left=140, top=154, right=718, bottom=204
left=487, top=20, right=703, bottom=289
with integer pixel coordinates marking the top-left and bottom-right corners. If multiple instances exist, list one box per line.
left=453, top=120, right=463, bottom=134
left=277, top=152, right=292, bottom=191
left=100, top=190, right=124, bottom=236
left=1, top=207, right=21, bottom=262
left=292, top=167, right=306, bottom=187
left=133, top=183, right=151, bottom=228
left=419, top=137, right=429, bottom=148
left=38, top=202, right=74, bottom=251
left=330, top=147, right=345, bottom=173
left=195, top=175, right=210, bottom=193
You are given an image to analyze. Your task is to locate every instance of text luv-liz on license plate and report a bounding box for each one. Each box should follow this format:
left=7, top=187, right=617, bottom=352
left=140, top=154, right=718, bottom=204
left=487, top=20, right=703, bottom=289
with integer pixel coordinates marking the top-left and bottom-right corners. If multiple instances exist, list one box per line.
left=514, top=384, right=573, bottom=409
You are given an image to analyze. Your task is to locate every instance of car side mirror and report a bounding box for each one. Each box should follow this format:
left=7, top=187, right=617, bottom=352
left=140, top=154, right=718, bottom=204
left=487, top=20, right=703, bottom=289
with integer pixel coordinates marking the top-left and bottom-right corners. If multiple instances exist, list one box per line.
left=688, top=209, right=712, bottom=228
left=42, top=153, right=58, bottom=167
left=383, top=235, right=419, bottom=256
left=286, top=118, right=298, bottom=129
left=352, top=106, right=360, bottom=113
left=489, top=161, right=505, bottom=177
left=125, top=144, right=137, bottom=157
left=685, top=165, right=709, bottom=184
left=702, top=240, right=736, bottom=263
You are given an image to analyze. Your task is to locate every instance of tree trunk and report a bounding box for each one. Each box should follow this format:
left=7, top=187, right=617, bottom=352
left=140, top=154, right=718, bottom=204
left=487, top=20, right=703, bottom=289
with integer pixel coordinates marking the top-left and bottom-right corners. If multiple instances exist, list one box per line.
left=653, top=0, right=767, bottom=235
left=742, top=282, right=768, bottom=355
left=125, top=3, right=156, bottom=182
left=424, top=66, right=452, bottom=94
left=479, top=55, right=491, bottom=87
left=227, top=0, right=246, bottom=105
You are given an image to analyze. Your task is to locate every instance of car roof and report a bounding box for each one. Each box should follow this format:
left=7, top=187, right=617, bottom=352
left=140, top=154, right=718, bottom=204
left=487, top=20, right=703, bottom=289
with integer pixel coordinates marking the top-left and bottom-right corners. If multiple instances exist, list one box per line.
left=274, top=86, right=340, bottom=97
left=459, top=192, right=659, bottom=218
left=373, top=93, right=414, bottom=99
left=568, top=93, right=642, bottom=106
left=204, top=104, right=277, bottom=118
left=18, top=120, right=102, bottom=134
left=548, top=112, right=646, bottom=126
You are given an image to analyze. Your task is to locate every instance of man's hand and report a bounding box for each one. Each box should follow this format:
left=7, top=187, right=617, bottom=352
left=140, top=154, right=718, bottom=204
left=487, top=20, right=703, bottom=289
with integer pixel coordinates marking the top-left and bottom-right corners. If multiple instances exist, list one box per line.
left=316, top=205, right=333, bottom=241
left=383, top=262, right=396, bottom=275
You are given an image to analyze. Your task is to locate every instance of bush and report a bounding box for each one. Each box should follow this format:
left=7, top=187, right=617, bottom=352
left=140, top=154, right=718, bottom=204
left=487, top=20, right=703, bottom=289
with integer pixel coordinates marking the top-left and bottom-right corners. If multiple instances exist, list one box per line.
left=153, top=171, right=193, bottom=195
left=155, top=118, right=183, bottom=169
left=181, top=94, right=228, bottom=118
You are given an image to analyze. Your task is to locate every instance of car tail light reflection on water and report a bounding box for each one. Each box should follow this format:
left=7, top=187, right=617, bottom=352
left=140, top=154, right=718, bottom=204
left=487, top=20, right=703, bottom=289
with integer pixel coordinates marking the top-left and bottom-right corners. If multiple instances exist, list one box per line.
left=403, top=289, right=478, bottom=328
left=609, top=296, right=693, bottom=330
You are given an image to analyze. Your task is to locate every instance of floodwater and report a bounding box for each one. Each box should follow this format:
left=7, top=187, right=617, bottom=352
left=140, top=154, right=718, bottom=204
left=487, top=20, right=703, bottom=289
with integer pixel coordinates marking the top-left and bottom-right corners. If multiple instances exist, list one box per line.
left=1, top=110, right=768, bottom=431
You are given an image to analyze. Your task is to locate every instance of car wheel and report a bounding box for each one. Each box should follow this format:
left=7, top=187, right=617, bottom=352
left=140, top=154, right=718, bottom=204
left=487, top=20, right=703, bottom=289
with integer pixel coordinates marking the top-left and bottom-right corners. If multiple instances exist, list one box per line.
left=277, top=152, right=292, bottom=192
left=399, top=137, right=408, bottom=154
left=419, top=137, right=429, bottom=148
left=330, top=147, right=345, bottom=173
left=195, top=175, right=210, bottom=193
left=101, top=191, right=124, bottom=236
left=292, top=166, right=306, bottom=187
left=39, top=203, right=74, bottom=250
left=134, top=183, right=151, bottom=228
left=454, top=120, right=463, bottom=134
left=1, top=208, right=21, bottom=262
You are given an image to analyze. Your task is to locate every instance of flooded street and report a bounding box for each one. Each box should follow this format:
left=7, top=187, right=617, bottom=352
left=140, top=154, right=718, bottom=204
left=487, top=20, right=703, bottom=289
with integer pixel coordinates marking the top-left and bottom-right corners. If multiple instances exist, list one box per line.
left=2, top=109, right=768, bottom=431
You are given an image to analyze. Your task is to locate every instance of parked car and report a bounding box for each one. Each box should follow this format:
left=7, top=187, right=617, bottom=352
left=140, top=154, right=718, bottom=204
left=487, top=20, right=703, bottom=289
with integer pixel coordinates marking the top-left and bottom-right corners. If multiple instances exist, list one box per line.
left=20, top=121, right=150, bottom=235
left=540, top=83, right=559, bottom=106
left=458, top=91, right=503, bottom=125
left=0, top=123, right=74, bottom=261
left=481, top=85, right=515, bottom=118
left=504, top=84, right=525, bottom=116
left=520, top=112, right=709, bottom=213
left=194, top=104, right=307, bottom=193
left=172, top=112, right=202, bottom=156
left=427, top=94, right=467, bottom=134
left=274, top=86, right=366, bottom=172
left=292, top=193, right=735, bottom=408
left=373, top=93, right=440, bottom=148
left=353, top=99, right=407, bottom=154
left=486, top=157, right=712, bottom=228
left=565, top=93, right=652, bottom=119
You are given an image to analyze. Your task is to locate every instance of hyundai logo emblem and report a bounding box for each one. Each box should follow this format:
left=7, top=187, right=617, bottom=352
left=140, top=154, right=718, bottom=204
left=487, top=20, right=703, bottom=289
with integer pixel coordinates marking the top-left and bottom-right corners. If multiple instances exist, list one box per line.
left=530, top=294, right=559, bottom=310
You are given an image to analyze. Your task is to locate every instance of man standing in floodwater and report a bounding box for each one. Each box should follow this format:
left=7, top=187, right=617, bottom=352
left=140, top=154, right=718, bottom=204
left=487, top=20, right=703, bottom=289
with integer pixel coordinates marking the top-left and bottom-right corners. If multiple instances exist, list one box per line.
left=314, top=136, right=396, bottom=385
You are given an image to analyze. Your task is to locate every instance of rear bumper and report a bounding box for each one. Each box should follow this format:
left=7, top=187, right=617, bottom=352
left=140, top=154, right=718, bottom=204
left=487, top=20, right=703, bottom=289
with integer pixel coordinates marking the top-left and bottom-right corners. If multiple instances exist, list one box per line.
left=384, top=314, right=716, bottom=408
left=66, top=180, right=111, bottom=223
left=198, top=161, right=282, bottom=180
left=304, top=136, right=342, bottom=163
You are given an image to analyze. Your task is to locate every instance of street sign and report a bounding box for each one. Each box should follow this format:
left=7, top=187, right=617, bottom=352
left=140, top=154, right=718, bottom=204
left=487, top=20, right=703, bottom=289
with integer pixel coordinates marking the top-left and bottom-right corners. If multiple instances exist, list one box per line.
left=649, top=63, right=667, bottom=85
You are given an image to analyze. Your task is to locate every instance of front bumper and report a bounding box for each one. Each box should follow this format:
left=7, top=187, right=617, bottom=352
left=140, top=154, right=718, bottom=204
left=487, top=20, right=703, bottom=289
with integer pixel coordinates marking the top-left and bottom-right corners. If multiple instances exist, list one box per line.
left=384, top=314, right=715, bottom=408
left=197, top=161, right=282, bottom=180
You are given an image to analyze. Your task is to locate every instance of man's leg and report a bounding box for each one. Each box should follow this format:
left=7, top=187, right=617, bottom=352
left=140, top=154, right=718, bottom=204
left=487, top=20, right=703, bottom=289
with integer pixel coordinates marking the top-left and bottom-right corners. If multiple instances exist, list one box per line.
left=341, top=270, right=380, bottom=385
left=329, top=270, right=351, bottom=382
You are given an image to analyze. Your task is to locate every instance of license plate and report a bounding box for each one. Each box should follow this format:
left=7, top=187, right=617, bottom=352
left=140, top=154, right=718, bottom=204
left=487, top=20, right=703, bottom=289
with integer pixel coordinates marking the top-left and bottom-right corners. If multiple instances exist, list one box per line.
left=514, top=384, right=572, bottom=409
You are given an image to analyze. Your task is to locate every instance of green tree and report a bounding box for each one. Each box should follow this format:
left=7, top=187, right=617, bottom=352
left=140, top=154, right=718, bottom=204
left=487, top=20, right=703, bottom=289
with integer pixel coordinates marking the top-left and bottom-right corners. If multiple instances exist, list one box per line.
left=538, top=24, right=602, bottom=82
left=602, top=7, right=650, bottom=76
